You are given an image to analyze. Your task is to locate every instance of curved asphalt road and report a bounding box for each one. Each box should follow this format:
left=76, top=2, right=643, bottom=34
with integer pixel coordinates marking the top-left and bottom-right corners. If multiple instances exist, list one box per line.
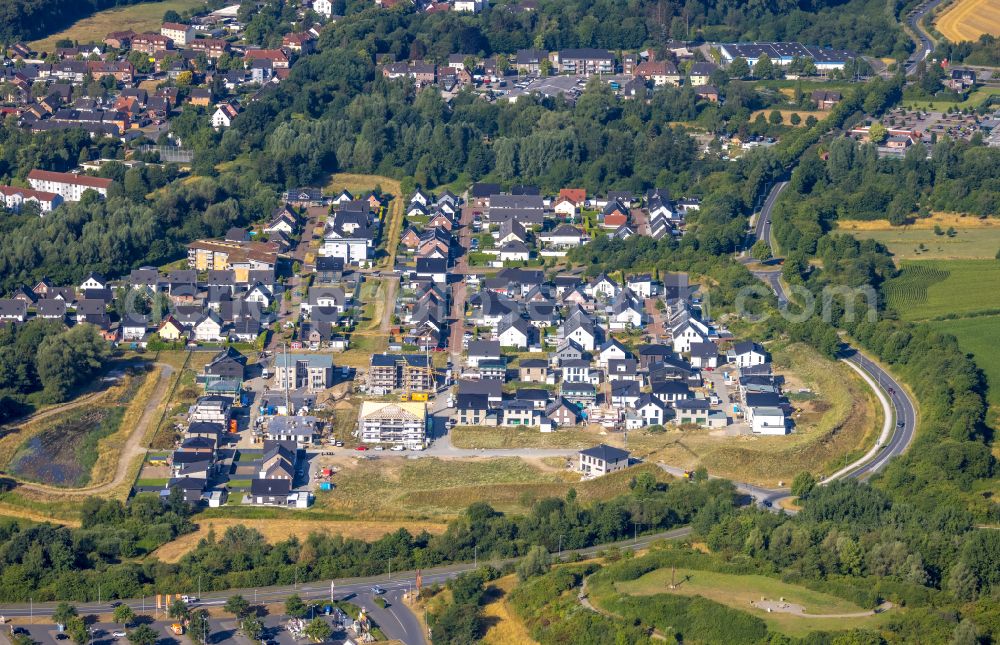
left=0, top=528, right=692, bottom=643
left=746, top=182, right=918, bottom=494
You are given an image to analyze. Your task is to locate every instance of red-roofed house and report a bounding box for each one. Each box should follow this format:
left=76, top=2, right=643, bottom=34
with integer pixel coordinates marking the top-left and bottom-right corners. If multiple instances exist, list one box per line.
left=27, top=170, right=112, bottom=201
left=0, top=185, right=62, bottom=213
left=558, top=188, right=587, bottom=206
left=245, top=49, right=290, bottom=69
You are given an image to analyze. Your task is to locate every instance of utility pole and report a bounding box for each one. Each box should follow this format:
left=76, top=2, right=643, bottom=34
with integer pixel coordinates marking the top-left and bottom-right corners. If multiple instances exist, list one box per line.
left=558, top=535, right=563, bottom=560
left=474, top=545, right=477, bottom=569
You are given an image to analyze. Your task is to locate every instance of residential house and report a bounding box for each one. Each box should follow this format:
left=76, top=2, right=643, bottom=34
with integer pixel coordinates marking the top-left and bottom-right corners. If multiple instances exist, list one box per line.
left=673, top=398, right=711, bottom=425
left=0, top=299, right=27, bottom=322
left=466, top=340, right=501, bottom=368
left=687, top=61, right=717, bottom=86
left=728, top=341, right=767, bottom=367
left=546, top=397, right=582, bottom=426
left=456, top=393, right=492, bottom=426
left=748, top=406, right=787, bottom=435
left=634, top=60, right=679, bottom=85
left=265, top=415, right=319, bottom=446
left=578, top=444, right=630, bottom=477
left=688, top=341, right=719, bottom=369
left=518, top=358, right=549, bottom=383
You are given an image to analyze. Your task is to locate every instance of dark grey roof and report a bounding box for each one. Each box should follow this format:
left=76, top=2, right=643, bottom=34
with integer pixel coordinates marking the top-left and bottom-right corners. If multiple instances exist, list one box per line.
left=579, top=443, right=629, bottom=462
left=250, top=478, right=291, bottom=496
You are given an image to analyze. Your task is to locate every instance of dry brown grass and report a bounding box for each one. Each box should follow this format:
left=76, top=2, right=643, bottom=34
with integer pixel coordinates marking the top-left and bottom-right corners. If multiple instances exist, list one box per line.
left=481, top=575, right=539, bottom=645
left=89, top=367, right=160, bottom=487
left=837, top=212, right=1000, bottom=231
left=152, top=518, right=449, bottom=562
left=311, top=456, right=669, bottom=520
left=647, top=343, right=879, bottom=487
left=936, top=0, right=1000, bottom=42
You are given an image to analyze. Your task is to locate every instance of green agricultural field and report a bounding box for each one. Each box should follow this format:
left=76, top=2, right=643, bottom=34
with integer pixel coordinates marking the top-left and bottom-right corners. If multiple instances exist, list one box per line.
left=847, top=226, right=1000, bottom=261
left=29, top=0, right=208, bottom=53
left=611, top=567, right=891, bottom=638
left=882, top=260, right=1000, bottom=320
left=928, top=315, right=1000, bottom=411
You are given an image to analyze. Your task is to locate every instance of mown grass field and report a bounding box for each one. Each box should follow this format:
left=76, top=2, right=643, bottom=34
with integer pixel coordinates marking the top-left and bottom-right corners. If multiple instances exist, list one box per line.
left=29, top=0, right=207, bottom=52
left=838, top=214, right=1000, bottom=261
left=883, top=260, right=1000, bottom=320
left=928, top=315, right=1000, bottom=411
left=610, top=567, right=890, bottom=638
left=649, top=343, right=879, bottom=487
left=935, top=0, right=1000, bottom=42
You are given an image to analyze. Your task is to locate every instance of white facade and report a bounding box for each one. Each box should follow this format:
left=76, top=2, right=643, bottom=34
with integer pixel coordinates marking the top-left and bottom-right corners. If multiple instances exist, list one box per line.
left=358, top=401, right=427, bottom=449
left=313, top=0, right=332, bottom=17
left=749, top=406, right=787, bottom=435
left=27, top=170, right=110, bottom=201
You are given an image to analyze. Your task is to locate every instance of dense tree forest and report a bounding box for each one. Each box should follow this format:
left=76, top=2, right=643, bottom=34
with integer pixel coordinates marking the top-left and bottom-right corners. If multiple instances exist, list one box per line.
left=0, top=320, right=110, bottom=419
left=936, top=34, right=1000, bottom=67
left=774, top=137, right=1000, bottom=235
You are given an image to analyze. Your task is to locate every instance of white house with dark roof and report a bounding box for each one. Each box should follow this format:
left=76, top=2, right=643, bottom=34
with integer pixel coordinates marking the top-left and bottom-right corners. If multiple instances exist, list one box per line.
left=728, top=341, right=767, bottom=368
left=579, top=444, right=630, bottom=477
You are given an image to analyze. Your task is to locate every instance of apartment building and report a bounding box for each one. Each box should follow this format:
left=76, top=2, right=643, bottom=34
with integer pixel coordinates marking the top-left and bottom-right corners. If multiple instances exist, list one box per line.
left=553, top=48, right=614, bottom=76
left=366, top=354, right=434, bottom=395
left=26, top=170, right=112, bottom=201
left=161, top=22, right=195, bottom=46
left=0, top=185, right=62, bottom=213
left=273, top=354, right=334, bottom=392
left=358, top=401, right=427, bottom=448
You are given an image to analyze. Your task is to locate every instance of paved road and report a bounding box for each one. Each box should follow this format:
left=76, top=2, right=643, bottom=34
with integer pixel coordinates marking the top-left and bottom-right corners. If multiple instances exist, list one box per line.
left=752, top=181, right=787, bottom=251
left=0, top=528, right=692, bottom=644
left=905, top=0, right=944, bottom=75
left=751, top=181, right=917, bottom=469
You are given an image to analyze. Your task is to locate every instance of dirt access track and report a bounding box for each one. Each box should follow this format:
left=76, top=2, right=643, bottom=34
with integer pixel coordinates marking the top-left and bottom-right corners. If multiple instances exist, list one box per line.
left=9, top=362, right=175, bottom=497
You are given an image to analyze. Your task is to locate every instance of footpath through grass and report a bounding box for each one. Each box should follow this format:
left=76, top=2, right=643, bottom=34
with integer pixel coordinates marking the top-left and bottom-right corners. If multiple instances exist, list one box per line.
left=607, top=566, right=890, bottom=638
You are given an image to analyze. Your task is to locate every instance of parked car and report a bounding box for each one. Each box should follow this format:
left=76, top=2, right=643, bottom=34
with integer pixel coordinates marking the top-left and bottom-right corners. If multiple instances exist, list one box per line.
left=355, top=445, right=368, bottom=451
left=390, top=445, right=405, bottom=451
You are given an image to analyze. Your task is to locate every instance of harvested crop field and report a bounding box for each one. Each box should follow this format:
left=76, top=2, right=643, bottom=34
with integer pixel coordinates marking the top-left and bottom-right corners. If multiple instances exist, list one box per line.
left=29, top=0, right=208, bottom=53
left=936, top=0, right=1000, bottom=42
